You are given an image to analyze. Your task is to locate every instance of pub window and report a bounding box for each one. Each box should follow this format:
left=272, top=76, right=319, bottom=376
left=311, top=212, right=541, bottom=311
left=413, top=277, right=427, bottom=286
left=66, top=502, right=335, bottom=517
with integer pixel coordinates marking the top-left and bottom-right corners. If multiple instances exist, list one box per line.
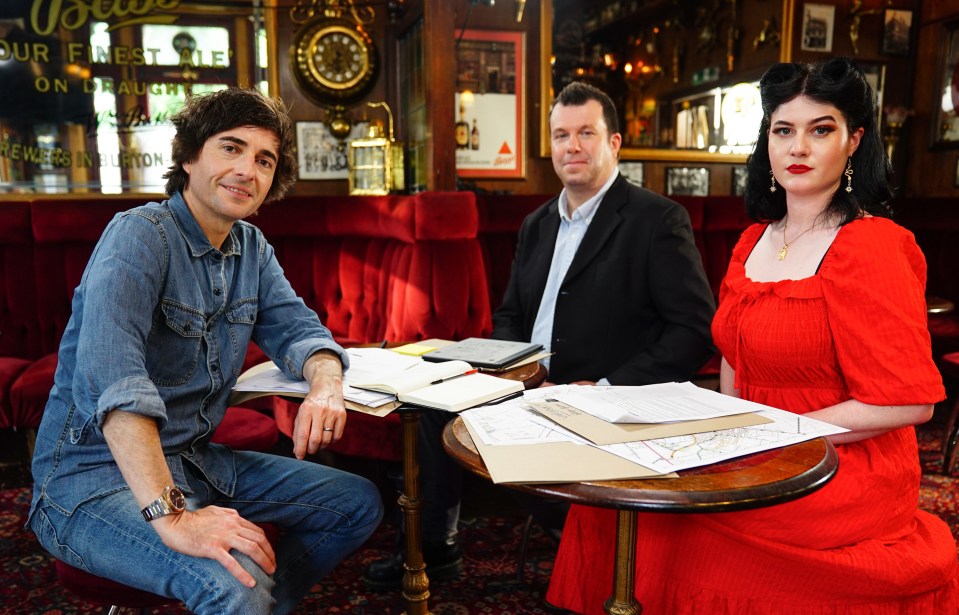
left=0, top=3, right=258, bottom=195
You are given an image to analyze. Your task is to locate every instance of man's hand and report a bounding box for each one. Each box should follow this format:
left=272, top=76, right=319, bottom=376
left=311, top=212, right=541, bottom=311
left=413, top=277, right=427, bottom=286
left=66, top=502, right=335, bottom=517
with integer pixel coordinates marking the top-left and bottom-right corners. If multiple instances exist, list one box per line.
left=293, top=350, right=346, bottom=459
left=153, top=506, right=276, bottom=588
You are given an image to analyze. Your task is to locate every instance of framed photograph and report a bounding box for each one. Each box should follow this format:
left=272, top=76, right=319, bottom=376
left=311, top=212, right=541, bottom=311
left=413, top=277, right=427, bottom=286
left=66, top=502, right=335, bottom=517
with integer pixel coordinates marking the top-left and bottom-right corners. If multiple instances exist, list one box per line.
left=731, top=166, right=748, bottom=197
left=454, top=30, right=526, bottom=179
left=881, top=9, right=913, bottom=56
left=295, top=121, right=369, bottom=180
left=860, top=63, right=886, bottom=120
left=666, top=167, right=710, bottom=197
left=931, top=21, right=959, bottom=150
left=800, top=3, right=835, bottom=53
left=619, top=162, right=644, bottom=187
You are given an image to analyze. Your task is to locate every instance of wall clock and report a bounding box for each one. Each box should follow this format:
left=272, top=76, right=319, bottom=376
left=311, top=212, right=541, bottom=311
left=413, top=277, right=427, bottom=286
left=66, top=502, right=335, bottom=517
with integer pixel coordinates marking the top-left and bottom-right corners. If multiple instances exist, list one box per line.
left=292, top=17, right=378, bottom=107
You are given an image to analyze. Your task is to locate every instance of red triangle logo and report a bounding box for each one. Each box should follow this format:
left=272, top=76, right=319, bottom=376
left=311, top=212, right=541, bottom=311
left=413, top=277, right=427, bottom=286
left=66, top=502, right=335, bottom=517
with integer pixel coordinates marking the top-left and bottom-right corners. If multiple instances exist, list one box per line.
left=498, top=142, right=512, bottom=155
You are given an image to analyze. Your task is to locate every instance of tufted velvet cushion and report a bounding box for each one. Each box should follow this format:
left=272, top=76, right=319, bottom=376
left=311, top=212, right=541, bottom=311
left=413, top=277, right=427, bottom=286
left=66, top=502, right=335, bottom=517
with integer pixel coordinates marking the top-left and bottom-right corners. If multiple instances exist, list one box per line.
left=0, top=202, right=37, bottom=359
left=476, top=194, right=547, bottom=313
left=210, top=406, right=279, bottom=452
left=272, top=397, right=403, bottom=462
left=9, top=352, right=58, bottom=429
left=698, top=195, right=752, bottom=303
left=0, top=357, right=32, bottom=428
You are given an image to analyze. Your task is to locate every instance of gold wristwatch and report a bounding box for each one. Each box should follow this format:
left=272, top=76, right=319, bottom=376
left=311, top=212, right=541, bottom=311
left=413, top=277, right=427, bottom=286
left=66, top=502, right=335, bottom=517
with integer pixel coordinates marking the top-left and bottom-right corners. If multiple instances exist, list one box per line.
left=140, top=485, right=186, bottom=522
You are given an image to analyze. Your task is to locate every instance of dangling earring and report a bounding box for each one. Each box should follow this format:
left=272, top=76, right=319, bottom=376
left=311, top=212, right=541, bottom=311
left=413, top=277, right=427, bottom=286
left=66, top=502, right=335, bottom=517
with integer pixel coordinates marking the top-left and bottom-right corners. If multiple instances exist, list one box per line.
left=844, top=158, right=853, bottom=193
left=769, top=170, right=777, bottom=193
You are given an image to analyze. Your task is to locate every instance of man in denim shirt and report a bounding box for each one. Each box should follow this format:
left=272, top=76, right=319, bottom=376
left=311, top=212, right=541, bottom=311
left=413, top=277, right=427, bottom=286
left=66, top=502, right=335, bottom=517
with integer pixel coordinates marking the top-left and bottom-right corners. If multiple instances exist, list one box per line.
left=28, top=89, right=383, bottom=615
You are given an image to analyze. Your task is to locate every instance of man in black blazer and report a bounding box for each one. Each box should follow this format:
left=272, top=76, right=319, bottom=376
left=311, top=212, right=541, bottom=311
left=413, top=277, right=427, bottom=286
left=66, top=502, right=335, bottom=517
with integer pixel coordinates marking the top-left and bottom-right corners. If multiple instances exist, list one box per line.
left=364, top=82, right=715, bottom=592
left=492, top=85, right=715, bottom=386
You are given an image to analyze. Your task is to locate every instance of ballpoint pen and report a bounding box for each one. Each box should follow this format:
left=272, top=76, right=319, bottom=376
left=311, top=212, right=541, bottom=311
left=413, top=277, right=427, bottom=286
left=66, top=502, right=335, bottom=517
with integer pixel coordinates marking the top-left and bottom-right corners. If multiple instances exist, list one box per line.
left=430, top=369, right=478, bottom=385
left=484, top=390, right=524, bottom=405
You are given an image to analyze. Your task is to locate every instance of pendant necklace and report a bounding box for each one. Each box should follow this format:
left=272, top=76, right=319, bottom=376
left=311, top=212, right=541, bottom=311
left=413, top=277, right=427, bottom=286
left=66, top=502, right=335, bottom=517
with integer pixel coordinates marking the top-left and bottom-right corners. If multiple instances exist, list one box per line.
left=777, top=218, right=816, bottom=261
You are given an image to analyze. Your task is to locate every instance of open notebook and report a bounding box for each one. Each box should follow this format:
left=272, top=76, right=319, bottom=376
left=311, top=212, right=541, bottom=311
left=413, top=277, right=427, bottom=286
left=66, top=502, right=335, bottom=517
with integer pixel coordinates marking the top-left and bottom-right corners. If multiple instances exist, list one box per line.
left=350, top=359, right=523, bottom=412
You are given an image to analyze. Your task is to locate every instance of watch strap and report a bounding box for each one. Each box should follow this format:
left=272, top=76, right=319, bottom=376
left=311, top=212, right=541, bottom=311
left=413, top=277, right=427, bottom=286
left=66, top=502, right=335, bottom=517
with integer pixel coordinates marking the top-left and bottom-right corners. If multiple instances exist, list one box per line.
left=140, top=486, right=185, bottom=522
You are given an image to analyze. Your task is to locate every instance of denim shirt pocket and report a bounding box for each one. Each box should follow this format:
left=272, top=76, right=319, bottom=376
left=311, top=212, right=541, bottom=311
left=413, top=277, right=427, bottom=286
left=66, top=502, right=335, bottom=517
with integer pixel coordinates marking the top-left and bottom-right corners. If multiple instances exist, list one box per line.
left=148, top=299, right=205, bottom=387
left=226, top=298, right=257, bottom=377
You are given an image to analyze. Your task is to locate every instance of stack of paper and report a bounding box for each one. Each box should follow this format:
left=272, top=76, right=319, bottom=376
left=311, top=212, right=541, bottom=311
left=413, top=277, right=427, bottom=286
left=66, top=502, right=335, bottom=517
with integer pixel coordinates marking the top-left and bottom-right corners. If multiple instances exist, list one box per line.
left=460, top=383, right=847, bottom=484
left=230, top=347, right=523, bottom=415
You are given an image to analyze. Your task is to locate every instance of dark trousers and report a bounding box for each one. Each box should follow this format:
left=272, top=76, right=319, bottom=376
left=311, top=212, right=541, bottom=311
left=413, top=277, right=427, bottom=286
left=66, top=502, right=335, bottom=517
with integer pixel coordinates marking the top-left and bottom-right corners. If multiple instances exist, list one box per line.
left=416, top=409, right=569, bottom=543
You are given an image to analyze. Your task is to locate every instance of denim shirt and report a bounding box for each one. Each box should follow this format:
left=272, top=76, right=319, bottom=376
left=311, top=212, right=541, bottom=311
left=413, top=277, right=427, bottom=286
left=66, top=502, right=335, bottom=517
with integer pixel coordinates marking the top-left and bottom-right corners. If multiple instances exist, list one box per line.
left=29, top=193, right=347, bottom=520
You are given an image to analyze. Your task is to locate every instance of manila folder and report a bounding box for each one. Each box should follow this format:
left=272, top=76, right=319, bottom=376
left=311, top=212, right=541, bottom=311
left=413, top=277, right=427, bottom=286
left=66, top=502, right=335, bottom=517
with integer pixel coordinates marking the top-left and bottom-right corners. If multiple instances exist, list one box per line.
left=464, top=422, right=668, bottom=484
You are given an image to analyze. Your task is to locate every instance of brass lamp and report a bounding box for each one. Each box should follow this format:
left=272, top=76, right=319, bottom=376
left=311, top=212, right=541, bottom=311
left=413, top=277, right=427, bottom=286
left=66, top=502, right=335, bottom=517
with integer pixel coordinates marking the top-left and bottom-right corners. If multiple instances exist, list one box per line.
left=348, top=101, right=405, bottom=195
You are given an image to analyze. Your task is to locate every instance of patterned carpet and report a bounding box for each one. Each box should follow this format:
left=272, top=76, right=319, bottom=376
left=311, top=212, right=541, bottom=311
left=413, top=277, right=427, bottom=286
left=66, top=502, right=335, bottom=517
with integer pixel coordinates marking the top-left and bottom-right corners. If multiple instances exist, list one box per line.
left=1, top=422, right=956, bottom=615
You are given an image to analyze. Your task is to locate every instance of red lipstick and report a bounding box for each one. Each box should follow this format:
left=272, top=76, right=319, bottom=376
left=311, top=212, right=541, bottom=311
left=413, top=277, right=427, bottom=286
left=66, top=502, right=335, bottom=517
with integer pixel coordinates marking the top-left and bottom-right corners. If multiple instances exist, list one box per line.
left=786, top=164, right=812, bottom=174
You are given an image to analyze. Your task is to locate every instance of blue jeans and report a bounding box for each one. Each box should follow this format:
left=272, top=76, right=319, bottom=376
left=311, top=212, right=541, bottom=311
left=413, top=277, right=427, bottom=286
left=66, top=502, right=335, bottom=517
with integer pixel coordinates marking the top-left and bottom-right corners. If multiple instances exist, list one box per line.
left=30, top=451, right=383, bottom=615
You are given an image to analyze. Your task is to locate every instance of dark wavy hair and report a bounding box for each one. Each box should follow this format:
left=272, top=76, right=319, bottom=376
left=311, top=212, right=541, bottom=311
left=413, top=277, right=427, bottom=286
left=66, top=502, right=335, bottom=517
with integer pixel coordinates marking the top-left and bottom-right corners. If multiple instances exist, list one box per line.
left=744, top=57, right=893, bottom=225
left=163, top=88, right=297, bottom=204
left=549, top=81, right=620, bottom=135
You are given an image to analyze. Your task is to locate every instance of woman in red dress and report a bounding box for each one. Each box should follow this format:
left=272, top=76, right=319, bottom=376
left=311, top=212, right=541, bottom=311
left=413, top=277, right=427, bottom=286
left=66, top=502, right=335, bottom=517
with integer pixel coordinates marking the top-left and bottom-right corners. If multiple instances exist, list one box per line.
left=547, top=58, right=959, bottom=614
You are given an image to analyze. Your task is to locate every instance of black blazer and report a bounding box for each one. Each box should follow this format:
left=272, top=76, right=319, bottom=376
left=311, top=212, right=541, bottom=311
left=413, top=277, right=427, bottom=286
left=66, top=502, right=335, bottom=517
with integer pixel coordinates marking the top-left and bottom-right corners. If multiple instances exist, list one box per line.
left=491, top=174, right=716, bottom=385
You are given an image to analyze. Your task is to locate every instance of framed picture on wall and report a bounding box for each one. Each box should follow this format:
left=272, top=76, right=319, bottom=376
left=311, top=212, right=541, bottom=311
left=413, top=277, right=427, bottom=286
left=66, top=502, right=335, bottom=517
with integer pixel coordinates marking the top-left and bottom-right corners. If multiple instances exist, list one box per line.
left=731, top=166, right=748, bottom=197
left=454, top=30, right=526, bottom=179
left=295, top=121, right=368, bottom=180
left=666, top=167, right=710, bottom=197
left=800, top=3, right=835, bottom=53
left=881, top=9, right=913, bottom=56
left=619, top=162, right=644, bottom=187
left=860, top=63, right=886, bottom=120
left=931, top=20, right=959, bottom=150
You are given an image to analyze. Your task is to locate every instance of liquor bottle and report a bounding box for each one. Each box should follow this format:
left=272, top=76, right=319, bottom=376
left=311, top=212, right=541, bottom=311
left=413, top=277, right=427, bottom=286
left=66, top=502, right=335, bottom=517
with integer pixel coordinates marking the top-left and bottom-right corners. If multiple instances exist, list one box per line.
left=470, top=118, right=480, bottom=150
left=455, top=103, right=469, bottom=150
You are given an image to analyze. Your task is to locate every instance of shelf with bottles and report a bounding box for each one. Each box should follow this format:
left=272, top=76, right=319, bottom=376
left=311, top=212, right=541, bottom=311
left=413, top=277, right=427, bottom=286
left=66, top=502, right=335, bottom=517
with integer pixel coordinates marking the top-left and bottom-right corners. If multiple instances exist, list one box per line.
left=658, top=79, right=762, bottom=154
left=620, top=77, right=761, bottom=155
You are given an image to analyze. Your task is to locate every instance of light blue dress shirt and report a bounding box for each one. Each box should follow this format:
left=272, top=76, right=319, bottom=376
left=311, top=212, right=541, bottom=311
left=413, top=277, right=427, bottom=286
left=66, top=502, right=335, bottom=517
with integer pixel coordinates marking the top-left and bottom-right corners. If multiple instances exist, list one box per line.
left=531, top=169, right=619, bottom=383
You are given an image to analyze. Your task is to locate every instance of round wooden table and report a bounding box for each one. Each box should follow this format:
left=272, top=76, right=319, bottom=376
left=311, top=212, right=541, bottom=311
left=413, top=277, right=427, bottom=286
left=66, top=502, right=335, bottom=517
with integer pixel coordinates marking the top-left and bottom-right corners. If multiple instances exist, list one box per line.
left=442, top=417, right=838, bottom=615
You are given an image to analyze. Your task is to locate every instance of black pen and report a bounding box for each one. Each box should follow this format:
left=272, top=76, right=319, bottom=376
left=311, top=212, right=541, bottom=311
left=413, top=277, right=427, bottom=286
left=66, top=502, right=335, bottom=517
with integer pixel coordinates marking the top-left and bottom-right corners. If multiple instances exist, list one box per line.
left=485, top=390, right=524, bottom=405
left=430, top=369, right=477, bottom=385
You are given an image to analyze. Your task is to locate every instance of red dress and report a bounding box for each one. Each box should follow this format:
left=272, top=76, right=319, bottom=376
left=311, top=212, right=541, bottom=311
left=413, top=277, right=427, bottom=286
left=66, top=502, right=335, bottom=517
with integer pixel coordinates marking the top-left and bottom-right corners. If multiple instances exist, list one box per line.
left=547, top=218, right=959, bottom=614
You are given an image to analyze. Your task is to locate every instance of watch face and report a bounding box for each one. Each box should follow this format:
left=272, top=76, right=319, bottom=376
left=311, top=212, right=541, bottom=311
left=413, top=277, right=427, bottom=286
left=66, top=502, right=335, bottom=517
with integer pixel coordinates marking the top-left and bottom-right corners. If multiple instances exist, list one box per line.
left=167, top=487, right=186, bottom=512
left=292, top=18, right=378, bottom=105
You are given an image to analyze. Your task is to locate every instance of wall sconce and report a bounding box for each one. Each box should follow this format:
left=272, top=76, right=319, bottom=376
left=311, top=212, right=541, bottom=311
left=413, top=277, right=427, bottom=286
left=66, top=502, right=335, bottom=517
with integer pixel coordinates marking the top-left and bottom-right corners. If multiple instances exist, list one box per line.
left=348, top=101, right=404, bottom=195
left=882, top=105, right=913, bottom=162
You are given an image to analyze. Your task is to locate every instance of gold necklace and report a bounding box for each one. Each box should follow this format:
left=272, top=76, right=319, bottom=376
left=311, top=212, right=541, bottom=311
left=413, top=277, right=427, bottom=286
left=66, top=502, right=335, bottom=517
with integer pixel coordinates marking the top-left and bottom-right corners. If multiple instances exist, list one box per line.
left=777, top=218, right=816, bottom=261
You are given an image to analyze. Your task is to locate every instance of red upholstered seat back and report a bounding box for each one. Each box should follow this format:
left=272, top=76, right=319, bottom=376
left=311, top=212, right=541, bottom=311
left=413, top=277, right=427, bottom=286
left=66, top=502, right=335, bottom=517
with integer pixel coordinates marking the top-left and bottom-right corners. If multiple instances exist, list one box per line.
left=254, top=191, right=491, bottom=344
left=0, top=201, right=37, bottom=359
left=476, top=194, right=548, bottom=312
left=30, top=199, right=144, bottom=357
left=895, top=198, right=959, bottom=306
left=700, top=196, right=752, bottom=301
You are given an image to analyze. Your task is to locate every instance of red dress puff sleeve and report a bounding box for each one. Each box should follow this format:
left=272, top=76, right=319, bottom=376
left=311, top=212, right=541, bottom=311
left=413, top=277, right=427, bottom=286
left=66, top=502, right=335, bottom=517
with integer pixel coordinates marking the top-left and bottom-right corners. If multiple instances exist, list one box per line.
left=819, top=217, right=945, bottom=406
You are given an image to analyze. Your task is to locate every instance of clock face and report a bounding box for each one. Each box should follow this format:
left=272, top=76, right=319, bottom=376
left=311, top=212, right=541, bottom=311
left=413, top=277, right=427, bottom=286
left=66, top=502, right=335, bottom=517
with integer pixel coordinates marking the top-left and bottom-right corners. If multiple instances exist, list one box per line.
left=292, top=18, right=378, bottom=105
left=310, top=27, right=369, bottom=90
